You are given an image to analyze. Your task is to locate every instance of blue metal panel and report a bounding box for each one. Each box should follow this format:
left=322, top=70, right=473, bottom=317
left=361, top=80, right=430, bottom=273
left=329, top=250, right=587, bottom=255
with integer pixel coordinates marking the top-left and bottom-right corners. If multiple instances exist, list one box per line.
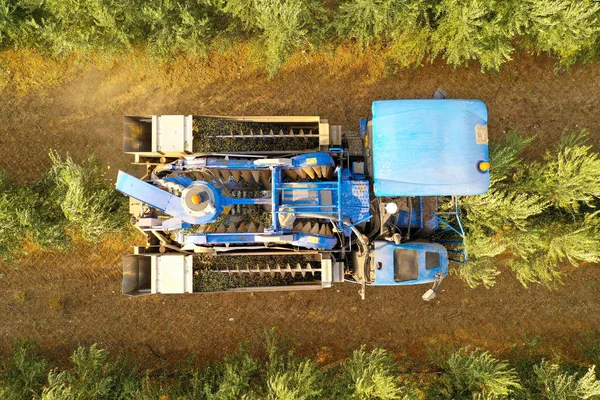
left=168, top=157, right=263, bottom=171
left=177, top=232, right=337, bottom=250
left=371, top=99, right=490, bottom=196
left=223, top=197, right=271, bottom=206
left=395, top=211, right=438, bottom=231
left=396, top=209, right=421, bottom=227
left=275, top=179, right=370, bottom=228
left=165, top=153, right=332, bottom=173
left=340, top=180, right=371, bottom=224
left=291, top=152, right=334, bottom=168
left=116, top=171, right=173, bottom=212
left=115, top=172, right=222, bottom=225
left=371, top=241, right=448, bottom=286
left=359, top=118, right=367, bottom=136
left=270, top=167, right=281, bottom=231
left=163, top=176, right=194, bottom=187
left=291, top=233, right=337, bottom=249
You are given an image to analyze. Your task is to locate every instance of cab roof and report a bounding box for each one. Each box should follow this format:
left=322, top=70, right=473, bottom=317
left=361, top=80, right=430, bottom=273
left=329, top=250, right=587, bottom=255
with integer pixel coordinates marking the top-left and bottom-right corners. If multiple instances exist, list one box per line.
left=371, top=99, right=490, bottom=197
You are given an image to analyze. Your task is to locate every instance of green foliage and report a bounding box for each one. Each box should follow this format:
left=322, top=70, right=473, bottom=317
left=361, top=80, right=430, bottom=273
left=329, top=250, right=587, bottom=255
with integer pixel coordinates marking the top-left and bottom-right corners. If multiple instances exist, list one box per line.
left=0, top=170, right=35, bottom=260
left=0, top=152, right=126, bottom=262
left=459, top=228, right=505, bottom=288
left=462, top=187, right=548, bottom=231
left=0, top=341, right=48, bottom=400
left=138, top=0, right=225, bottom=58
left=456, top=257, right=501, bottom=289
left=264, top=330, right=323, bottom=400
left=546, top=212, right=600, bottom=267
left=224, top=0, right=326, bottom=76
left=188, top=346, right=258, bottom=399
left=503, top=227, right=560, bottom=288
left=460, top=132, right=537, bottom=287
left=2, top=0, right=600, bottom=73
left=431, top=0, right=527, bottom=71
left=487, top=132, right=534, bottom=183
left=0, top=0, right=46, bottom=47
left=460, top=129, right=600, bottom=288
left=0, top=0, right=225, bottom=57
left=0, top=170, right=69, bottom=261
left=3, top=338, right=600, bottom=400
left=335, top=0, right=401, bottom=48
left=525, top=130, right=600, bottom=212
left=340, top=346, right=406, bottom=400
left=461, top=132, right=538, bottom=232
left=47, top=151, right=127, bottom=243
left=41, top=344, right=138, bottom=399
left=501, top=213, right=600, bottom=288
left=533, top=361, right=600, bottom=399
left=581, top=337, right=600, bottom=373
left=334, top=0, right=432, bottom=67
left=436, top=348, right=522, bottom=399
left=527, top=0, right=600, bottom=68
left=0, top=0, right=134, bottom=56
left=32, top=0, right=131, bottom=56
left=508, top=255, right=562, bottom=289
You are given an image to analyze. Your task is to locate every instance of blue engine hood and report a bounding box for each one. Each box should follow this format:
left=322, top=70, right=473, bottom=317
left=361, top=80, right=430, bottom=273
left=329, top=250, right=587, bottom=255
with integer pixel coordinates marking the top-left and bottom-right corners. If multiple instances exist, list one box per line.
left=371, top=99, right=490, bottom=196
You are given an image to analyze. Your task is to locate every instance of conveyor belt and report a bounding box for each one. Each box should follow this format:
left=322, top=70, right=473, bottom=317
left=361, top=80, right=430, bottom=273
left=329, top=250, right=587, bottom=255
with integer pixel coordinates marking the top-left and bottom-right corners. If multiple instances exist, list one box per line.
left=193, top=117, right=321, bottom=152
left=193, top=254, right=321, bottom=292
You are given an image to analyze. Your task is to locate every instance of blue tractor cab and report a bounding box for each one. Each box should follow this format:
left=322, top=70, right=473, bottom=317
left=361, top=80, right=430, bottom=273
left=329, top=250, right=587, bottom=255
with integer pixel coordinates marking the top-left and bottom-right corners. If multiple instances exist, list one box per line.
left=345, top=99, right=489, bottom=299
left=370, top=241, right=449, bottom=286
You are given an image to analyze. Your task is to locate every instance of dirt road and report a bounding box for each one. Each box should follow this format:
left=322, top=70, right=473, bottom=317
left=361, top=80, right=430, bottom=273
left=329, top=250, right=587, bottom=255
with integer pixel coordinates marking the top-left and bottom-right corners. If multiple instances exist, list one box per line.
left=1, top=48, right=599, bottom=367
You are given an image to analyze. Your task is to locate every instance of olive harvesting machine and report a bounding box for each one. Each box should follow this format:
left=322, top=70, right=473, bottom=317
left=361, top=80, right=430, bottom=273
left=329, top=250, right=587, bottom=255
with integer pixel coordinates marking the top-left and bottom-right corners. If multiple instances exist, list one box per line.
left=117, top=99, right=490, bottom=300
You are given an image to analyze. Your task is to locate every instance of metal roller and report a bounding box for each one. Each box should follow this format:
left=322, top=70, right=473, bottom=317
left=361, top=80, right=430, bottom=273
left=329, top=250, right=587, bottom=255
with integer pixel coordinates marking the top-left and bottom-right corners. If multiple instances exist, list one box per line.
left=219, top=264, right=321, bottom=278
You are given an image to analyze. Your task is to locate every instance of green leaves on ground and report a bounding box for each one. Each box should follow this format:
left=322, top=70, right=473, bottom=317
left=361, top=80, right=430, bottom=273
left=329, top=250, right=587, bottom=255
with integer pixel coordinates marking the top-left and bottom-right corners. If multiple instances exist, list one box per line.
left=0, top=151, right=126, bottom=262
left=47, top=151, right=126, bottom=243
left=0, top=341, right=47, bottom=400
left=339, top=346, right=418, bottom=399
left=432, top=348, right=522, bottom=398
left=42, top=344, right=137, bottom=399
left=224, top=0, right=327, bottom=76
left=2, top=0, right=600, bottom=74
left=138, top=0, right=226, bottom=58
left=334, top=0, right=431, bottom=67
left=3, top=337, right=600, bottom=399
left=431, top=0, right=525, bottom=71
left=526, top=131, right=600, bottom=212
left=460, top=130, right=600, bottom=288
left=0, top=169, right=69, bottom=261
left=261, top=330, right=323, bottom=399
left=532, top=361, right=600, bottom=399
left=527, top=0, right=600, bottom=68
